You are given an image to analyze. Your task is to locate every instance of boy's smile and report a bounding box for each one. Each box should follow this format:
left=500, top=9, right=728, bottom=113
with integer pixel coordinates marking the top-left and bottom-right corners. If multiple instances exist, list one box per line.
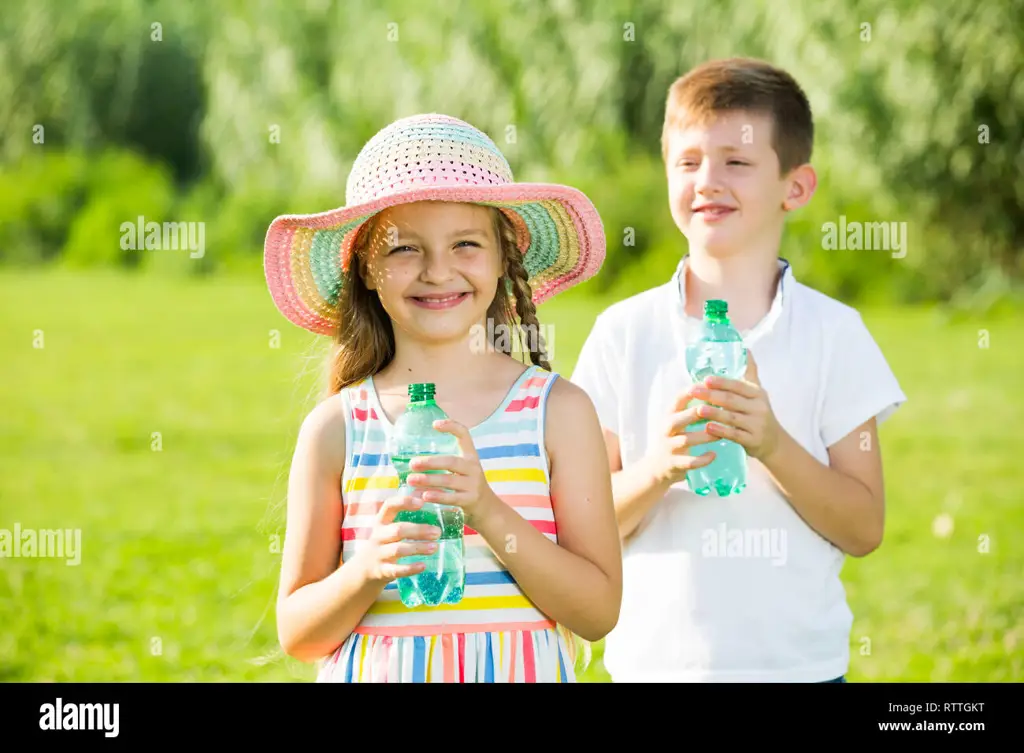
left=665, top=110, right=798, bottom=258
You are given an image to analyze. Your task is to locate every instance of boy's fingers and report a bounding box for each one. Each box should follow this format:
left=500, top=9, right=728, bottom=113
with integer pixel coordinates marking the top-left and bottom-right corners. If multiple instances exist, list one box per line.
left=668, top=407, right=705, bottom=436
left=696, top=388, right=750, bottom=412
left=705, top=375, right=760, bottom=400
left=673, top=450, right=715, bottom=472
left=670, top=431, right=714, bottom=452
left=745, top=350, right=759, bottom=385
left=672, top=386, right=701, bottom=412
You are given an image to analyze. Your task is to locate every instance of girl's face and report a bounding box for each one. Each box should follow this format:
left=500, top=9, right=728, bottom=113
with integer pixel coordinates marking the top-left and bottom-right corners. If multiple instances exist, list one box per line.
left=361, top=201, right=504, bottom=345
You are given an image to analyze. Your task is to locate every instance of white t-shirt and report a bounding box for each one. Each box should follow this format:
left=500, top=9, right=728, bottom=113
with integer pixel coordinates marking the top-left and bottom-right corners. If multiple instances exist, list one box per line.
left=570, top=255, right=907, bottom=682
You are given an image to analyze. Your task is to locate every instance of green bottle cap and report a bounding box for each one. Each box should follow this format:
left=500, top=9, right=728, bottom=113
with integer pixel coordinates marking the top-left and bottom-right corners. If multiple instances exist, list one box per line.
left=705, top=299, right=728, bottom=319
left=409, top=382, right=435, bottom=402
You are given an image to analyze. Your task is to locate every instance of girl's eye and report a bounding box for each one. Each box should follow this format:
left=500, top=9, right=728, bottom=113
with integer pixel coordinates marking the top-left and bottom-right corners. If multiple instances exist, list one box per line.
left=388, top=245, right=415, bottom=254
left=455, top=240, right=481, bottom=249
left=728, top=160, right=750, bottom=166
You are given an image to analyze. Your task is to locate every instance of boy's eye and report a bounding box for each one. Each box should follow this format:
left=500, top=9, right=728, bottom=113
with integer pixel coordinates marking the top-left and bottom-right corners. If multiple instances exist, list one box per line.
left=728, top=160, right=750, bottom=166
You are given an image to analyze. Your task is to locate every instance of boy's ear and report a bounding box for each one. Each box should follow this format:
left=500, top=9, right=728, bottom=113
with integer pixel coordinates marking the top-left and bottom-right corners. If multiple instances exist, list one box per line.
left=782, top=164, right=817, bottom=212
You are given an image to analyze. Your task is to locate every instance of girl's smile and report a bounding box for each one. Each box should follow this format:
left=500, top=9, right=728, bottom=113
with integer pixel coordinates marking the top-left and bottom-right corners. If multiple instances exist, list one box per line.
left=407, top=291, right=473, bottom=310
left=360, top=201, right=503, bottom=345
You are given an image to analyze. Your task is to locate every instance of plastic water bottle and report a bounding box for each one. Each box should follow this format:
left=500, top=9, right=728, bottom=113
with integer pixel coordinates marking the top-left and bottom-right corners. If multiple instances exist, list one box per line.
left=685, top=300, right=748, bottom=497
left=388, top=383, right=465, bottom=607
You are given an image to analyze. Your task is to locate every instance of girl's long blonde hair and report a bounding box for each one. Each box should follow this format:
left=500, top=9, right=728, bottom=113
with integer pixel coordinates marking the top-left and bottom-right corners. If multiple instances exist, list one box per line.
left=324, top=205, right=591, bottom=675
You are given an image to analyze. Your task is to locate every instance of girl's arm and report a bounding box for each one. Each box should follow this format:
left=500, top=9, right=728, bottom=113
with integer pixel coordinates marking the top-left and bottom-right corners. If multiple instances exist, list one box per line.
left=470, top=379, right=623, bottom=642
left=275, top=399, right=383, bottom=663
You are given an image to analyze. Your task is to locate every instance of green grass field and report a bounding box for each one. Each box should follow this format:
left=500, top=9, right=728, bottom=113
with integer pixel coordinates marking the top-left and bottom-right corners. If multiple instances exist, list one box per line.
left=1, top=267, right=1021, bottom=682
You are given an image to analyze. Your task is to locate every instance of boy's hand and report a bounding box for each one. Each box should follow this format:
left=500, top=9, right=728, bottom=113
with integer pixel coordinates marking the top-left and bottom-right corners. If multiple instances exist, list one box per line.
left=690, top=351, right=782, bottom=463
left=648, top=386, right=718, bottom=486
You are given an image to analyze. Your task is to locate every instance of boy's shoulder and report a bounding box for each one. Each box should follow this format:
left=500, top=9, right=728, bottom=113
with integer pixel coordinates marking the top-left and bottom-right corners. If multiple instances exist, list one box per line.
left=581, top=264, right=878, bottom=346
left=587, top=277, right=677, bottom=336
left=787, top=277, right=873, bottom=335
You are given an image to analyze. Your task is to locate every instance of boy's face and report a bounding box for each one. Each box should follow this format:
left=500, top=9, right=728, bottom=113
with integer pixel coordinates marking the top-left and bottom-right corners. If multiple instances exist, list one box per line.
left=665, top=110, right=803, bottom=259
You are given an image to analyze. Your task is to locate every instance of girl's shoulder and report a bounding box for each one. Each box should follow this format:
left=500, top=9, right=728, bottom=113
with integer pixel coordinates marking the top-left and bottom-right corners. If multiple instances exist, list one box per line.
left=544, top=372, right=597, bottom=422
left=293, top=392, right=349, bottom=475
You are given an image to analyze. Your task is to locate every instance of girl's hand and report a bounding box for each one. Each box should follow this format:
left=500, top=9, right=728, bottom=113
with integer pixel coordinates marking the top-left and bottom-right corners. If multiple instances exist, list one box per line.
left=691, top=351, right=783, bottom=463
left=354, top=494, right=443, bottom=587
left=405, top=419, right=501, bottom=529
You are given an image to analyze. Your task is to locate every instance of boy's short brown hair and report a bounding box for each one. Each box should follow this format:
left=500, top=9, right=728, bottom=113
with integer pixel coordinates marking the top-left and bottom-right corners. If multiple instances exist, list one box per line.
left=661, top=57, right=814, bottom=175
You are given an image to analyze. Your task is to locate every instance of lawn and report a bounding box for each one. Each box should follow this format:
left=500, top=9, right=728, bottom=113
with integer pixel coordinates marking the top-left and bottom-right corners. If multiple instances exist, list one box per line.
left=0, top=267, right=1020, bottom=682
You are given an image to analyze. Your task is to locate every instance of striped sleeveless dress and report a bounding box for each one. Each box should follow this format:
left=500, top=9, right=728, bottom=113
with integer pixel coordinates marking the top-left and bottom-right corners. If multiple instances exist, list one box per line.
left=317, top=364, right=576, bottom=683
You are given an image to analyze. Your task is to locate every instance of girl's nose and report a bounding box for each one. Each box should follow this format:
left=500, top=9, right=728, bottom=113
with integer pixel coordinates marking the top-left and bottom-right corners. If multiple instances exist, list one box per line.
left=420, top=251, right=454, bottom=284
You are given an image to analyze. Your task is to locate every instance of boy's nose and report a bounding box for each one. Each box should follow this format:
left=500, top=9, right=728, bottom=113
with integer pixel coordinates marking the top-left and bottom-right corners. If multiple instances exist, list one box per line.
left=694, top=160, right=724, bottom=195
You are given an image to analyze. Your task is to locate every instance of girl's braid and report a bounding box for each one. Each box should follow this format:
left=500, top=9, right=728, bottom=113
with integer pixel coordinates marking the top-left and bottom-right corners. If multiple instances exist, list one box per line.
left=505, top=250, right=551, bottom=371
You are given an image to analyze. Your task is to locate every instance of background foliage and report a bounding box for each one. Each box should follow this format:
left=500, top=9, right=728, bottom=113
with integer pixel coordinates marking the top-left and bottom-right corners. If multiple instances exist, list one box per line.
left=1, top=0, right=1022, bottom=307
left=1, top=0, right=1021, bottom=683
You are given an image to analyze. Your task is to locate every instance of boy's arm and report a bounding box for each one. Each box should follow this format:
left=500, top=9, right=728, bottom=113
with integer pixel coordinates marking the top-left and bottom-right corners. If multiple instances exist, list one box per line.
left=603, top=429, right=669, bottom=541
left=779, top=311, right=905, bottom=556
left=760, top=418, right=885, bottom=557
left=603, top=411, right=715, bottom=541
left=569, top=314, right=666, bottom=541
left=570, top=312, right=718, bottom=541
left=700, top=313, right=905, bottom=557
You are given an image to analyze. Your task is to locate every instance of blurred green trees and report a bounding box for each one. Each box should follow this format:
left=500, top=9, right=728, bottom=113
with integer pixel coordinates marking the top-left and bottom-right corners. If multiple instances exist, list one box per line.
left=1, top=0, right=1021, bottom=309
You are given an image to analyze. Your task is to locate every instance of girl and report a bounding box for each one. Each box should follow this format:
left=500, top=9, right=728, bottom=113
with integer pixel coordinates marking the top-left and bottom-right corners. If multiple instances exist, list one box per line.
left=267, top=113, right=622, bottom=682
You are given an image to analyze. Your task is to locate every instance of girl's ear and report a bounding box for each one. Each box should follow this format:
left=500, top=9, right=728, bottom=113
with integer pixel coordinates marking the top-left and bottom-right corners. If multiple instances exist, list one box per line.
left=363, top=260, right=377, bottom=291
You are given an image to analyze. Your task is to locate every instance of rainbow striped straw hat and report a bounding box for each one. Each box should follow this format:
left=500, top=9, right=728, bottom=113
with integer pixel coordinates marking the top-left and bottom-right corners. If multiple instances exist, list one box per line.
left=264, top=113, right=606, bottom=336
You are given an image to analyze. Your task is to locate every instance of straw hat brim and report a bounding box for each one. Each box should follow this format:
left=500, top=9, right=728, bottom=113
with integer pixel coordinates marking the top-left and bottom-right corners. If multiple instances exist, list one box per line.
left=264, top=182, right=606, bottom=336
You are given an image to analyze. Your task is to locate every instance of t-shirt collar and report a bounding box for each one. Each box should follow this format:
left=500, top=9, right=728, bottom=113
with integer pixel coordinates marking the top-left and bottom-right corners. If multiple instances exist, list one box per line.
left=672, top=253, right=793, bottom=344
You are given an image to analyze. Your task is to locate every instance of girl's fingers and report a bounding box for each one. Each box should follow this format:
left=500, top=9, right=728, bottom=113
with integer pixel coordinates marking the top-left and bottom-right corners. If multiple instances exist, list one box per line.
left=377, top=522, right=440, bottom=545
left=420, top=489, right=464, bottom=506
left=408, top=472, right=467, bottom=491
left=396, top=541, right=439, bottom=559
left=381, top=562, right=426, bottom=581
left=377, top=494, right=423, bottom=524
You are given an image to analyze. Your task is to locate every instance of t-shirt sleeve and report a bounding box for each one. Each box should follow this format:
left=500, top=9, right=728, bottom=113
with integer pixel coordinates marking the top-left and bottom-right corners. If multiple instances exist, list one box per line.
left=569, top=313, right=621, bottom=437
left=820, top=312, right=907, bottom=448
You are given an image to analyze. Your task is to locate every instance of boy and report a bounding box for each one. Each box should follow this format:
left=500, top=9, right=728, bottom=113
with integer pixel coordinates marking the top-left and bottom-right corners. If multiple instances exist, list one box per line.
left=570, top=58, right=907, bottom=682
